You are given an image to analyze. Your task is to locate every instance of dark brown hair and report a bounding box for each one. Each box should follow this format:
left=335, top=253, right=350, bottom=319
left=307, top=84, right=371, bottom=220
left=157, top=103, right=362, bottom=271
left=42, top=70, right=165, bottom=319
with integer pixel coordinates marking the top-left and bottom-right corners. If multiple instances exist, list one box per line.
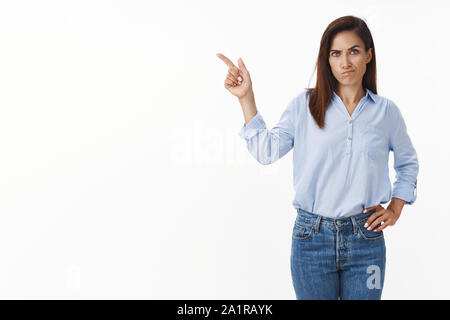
left=306, top=15, right=377, bottom=129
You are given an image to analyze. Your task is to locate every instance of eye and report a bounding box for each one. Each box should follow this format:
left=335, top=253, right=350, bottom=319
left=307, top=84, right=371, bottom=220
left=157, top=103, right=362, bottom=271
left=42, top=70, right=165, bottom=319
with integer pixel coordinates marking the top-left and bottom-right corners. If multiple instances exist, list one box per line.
left=330, top=49, right=359, bottom=57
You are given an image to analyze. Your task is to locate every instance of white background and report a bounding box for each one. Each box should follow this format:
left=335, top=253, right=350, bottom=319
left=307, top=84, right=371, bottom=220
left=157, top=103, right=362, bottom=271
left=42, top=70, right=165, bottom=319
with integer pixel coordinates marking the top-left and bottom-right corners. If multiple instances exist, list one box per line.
left=0, top=0, right=448, bottom=299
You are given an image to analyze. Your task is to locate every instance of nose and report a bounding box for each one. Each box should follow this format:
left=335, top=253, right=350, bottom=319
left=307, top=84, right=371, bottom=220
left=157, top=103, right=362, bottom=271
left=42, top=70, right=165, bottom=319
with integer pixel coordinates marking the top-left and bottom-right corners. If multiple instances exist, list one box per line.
left=341, top=54, right=352, bottom=68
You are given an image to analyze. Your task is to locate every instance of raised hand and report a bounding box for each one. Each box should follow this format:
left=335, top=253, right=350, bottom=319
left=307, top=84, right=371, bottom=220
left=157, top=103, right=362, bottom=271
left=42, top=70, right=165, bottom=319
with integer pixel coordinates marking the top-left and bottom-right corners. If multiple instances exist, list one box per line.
left=216, top=53, right=253, bottom=99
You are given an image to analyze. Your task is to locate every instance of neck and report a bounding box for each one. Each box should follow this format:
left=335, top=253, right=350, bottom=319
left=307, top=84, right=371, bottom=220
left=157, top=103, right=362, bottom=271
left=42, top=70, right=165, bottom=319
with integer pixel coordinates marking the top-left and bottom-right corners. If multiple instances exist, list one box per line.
left=336, top=85, right=366, bottom=105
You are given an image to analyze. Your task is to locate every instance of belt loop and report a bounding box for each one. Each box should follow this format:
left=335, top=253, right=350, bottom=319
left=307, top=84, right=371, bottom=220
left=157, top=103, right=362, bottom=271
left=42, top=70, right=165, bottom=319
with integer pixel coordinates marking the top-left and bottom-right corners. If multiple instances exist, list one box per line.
left=350, top=216, right=357, bottom=235
left=314, top=215, right=321, bottom=233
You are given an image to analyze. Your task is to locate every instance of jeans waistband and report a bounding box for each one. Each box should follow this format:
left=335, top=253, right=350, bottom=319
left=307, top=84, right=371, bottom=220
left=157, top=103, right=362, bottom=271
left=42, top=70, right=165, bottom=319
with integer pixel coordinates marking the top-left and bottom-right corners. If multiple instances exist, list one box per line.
left=296, top=207, right=377, bottom=227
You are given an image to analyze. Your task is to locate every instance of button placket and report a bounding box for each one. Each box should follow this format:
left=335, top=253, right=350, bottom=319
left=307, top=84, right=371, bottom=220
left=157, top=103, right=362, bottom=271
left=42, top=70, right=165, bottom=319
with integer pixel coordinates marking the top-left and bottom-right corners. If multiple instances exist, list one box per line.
left=346, top=119, right=353, bottom=154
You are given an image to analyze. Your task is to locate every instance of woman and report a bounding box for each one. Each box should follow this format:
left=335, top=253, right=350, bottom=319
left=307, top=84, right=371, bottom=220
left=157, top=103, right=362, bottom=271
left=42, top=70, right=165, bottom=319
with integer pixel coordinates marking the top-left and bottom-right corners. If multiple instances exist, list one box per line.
left=217, top=15, right=419, bottom=300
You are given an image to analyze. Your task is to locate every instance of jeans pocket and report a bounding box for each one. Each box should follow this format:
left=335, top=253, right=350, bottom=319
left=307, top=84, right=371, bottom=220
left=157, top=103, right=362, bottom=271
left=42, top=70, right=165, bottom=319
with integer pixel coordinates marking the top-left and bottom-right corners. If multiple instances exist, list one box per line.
left=292, top=219, right=314, bottom=241
left=357, top=218, right=384, bottom=240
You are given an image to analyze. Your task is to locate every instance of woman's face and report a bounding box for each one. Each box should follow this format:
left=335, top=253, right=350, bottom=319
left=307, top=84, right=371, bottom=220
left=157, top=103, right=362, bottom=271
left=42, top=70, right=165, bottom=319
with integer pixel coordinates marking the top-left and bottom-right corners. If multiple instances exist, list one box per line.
left=328, top=30, right=372, bottom=88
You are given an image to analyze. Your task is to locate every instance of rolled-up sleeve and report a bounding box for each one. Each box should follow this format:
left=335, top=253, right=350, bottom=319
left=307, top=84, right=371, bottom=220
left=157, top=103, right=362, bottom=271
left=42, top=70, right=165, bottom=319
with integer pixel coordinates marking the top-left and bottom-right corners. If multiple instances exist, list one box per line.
left=237, top=98, right=296, bottom=165
left=388, top=100, right=419, bottom=205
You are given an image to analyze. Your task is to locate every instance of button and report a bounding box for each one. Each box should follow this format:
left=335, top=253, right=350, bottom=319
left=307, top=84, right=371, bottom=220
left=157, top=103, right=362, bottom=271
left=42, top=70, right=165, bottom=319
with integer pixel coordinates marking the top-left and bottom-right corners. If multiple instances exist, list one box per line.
left=348, top=137, right=352, bottom=140
left=349, top=120, right=352, bottom=124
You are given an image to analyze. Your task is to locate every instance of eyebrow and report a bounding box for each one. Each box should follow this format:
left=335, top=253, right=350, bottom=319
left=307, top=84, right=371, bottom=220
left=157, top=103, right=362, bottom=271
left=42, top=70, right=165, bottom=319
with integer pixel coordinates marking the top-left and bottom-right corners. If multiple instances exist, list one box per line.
left=330, top=45, right=360, bottom=52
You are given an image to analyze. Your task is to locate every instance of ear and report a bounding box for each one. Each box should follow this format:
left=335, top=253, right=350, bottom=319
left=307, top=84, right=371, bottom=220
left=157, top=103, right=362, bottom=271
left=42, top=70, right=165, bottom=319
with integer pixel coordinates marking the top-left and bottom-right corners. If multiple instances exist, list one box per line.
left=366, top=48, right=373, bottom=64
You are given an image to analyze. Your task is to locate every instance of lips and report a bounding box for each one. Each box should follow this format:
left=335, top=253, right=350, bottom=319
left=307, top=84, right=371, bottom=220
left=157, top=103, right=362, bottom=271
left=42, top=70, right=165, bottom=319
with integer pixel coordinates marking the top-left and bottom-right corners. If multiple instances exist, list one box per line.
left=342, top=70, right=354, bottom=75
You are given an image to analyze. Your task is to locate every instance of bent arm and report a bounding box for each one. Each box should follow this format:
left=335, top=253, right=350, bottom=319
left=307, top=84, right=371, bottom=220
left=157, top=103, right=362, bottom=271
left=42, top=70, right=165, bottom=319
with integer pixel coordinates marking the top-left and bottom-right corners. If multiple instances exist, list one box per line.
left=238, top=98, right=296, bottom=165
left=388, top=101, right=419, bottom=205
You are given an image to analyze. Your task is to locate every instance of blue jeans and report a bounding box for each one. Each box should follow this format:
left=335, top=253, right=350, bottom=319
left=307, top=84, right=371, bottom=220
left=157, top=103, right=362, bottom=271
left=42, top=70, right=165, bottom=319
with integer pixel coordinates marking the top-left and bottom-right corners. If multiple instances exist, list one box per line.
left=290, top=208, right=386, bottom=300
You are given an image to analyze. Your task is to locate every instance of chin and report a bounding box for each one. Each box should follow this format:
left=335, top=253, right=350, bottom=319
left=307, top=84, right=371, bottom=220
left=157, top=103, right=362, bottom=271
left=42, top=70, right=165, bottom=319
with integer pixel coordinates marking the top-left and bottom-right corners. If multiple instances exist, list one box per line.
left=340, top=77, right=360, bottom=84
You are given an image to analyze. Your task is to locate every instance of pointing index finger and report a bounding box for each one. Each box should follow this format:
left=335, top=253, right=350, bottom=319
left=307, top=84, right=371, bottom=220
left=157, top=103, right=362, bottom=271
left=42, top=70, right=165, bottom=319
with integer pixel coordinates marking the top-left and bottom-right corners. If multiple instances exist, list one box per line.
left=216, top=53, right=237, bottom=69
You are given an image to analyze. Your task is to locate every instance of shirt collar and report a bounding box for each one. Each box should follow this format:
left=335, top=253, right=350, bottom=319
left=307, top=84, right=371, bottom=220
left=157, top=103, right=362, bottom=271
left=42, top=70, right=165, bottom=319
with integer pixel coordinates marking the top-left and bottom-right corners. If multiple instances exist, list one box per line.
left=332, top=87, right=376, bottom=103
left=366, top=88, right=376, bottom=103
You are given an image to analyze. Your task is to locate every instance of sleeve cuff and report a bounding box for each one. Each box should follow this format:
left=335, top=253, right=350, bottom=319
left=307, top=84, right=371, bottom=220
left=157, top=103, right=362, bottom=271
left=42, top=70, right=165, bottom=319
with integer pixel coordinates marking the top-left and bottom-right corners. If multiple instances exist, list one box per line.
left=237, top=112, right=266, bottom=140
left=392, top=183, right=417, bottom=205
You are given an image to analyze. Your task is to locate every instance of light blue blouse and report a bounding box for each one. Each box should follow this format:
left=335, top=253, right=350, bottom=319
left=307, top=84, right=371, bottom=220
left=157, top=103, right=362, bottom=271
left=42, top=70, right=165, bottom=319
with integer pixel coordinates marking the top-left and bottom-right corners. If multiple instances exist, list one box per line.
left=238, top=88, right=419, bottom=218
